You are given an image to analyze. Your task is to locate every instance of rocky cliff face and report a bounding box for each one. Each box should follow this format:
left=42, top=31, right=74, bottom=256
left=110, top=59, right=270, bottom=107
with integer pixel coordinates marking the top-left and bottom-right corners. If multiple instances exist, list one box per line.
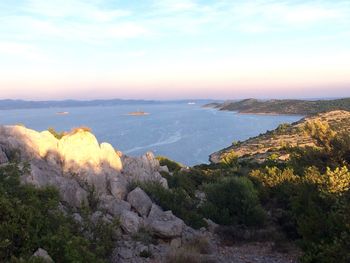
left=0, top=125, right=210, bottom=262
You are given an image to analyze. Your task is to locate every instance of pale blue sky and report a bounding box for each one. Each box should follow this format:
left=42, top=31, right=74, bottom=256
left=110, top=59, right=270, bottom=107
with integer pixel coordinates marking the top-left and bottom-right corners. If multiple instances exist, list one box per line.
left=0, top=0, right=350, bottom=99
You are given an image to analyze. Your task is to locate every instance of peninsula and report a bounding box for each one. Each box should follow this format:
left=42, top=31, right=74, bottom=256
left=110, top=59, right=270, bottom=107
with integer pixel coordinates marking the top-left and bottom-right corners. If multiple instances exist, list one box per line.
left=204, top=98, right=350, bottom=115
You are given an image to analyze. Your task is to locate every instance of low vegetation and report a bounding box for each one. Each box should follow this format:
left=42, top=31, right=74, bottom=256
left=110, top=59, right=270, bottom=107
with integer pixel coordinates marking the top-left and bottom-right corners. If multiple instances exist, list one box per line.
left=140, top=115, right=350, bottom=262
left=156, top=156, right=183, bottom=172
left=0, top=164, right=116, bottom=262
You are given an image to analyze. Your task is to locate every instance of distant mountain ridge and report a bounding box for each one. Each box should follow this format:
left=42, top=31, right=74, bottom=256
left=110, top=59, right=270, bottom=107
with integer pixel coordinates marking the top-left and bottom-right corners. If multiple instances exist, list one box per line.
left=0, top=99, right=219, bottom=110
left=204, top=98, right=350, bottom=115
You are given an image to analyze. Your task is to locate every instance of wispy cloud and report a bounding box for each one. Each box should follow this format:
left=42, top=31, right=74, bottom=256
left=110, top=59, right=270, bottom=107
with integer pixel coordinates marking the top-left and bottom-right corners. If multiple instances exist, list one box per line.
left=1, top=0, right=350, bottom=99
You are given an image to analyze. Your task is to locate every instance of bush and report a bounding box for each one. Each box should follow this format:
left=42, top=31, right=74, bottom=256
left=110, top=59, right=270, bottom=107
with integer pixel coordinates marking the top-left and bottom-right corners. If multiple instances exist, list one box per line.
left=220, top=151, right=240, bottom=169
left=156, top=156, right=183, bottom=172
left=136, top=182, right=206, bottom=229
left=0, top=164, right=115, bottom=262
left=202, top=177, right=266, bottom=227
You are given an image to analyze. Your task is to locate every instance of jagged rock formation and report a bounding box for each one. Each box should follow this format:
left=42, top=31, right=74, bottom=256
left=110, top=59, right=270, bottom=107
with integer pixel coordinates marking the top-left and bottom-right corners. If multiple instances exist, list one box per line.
left=0, top=125, right=168, bottom=207
left=0, top=125, right=207, bottom=262
left=210, top=110, right=350, bottom=164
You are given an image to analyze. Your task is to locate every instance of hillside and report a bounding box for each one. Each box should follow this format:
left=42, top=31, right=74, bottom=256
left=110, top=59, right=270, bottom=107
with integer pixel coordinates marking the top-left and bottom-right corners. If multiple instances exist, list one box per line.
left=204, top=98, right=350, bottom=115
left=210, top=110, right=350, bottom=163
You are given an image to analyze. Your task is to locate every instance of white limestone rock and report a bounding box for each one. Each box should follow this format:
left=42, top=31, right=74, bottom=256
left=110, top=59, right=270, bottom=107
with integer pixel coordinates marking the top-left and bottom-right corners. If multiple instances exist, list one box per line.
left=146, top=204, right=185, bottom=238
left=127, top=187, right=153, bottom=217
left=32, top=248, right=53, bottom=263
left=120, top=210, right=142, bottom=234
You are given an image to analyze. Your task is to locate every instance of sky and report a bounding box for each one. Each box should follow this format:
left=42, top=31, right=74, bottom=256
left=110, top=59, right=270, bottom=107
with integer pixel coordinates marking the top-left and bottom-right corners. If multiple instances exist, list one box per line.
left=0, top=0, right=350, bottom=100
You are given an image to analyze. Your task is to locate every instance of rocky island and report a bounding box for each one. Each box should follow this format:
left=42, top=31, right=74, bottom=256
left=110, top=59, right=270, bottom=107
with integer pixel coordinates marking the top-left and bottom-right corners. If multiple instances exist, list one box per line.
left=127, top=111, right=150, bottom=116
left=56, top=111, right=69, bottom=115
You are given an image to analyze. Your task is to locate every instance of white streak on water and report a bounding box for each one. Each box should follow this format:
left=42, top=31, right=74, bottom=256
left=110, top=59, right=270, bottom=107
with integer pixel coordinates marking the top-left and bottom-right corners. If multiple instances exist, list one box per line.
left=124, top=131, right=182, bottom=154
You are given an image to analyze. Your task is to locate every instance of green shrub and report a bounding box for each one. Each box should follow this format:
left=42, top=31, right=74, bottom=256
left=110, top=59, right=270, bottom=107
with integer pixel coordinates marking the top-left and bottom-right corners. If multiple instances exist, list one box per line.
left=156, top=156, right=183, bottom=172
left=137, top=182, right=206, bottom=229
left=0, top=164, right=115, bottom=262
left=202, top=177, right=266, bottom=227
left=220, top=151, right=240, bottom=169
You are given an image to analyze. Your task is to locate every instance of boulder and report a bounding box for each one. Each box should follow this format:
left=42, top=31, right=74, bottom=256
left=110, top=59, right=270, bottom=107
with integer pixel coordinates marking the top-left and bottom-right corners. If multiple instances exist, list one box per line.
left=58, top=178, right=89, bottom=208
left=100, top=143, right=123, bottom=170
left=0, top=148, right=8, bottom=164
left=21, top=159, right=88, bottom=208
left=146, top=204, right=185, bottom=238
left=203, top=218, right=219, bottom=233
left=121, top=152, right=168, bottom=188
left=109, top=174, right=128, bottom=200
left=32, top=248, right=53, bottom=263
left=159, top=165, right=170, bottom=174
left=127, top=187, right=153, bottom=217
left=72, top=213, right=83, bottom=224
left=98, top=195, right=131, bottom=216
left=120, top=210, right=142, bottom=234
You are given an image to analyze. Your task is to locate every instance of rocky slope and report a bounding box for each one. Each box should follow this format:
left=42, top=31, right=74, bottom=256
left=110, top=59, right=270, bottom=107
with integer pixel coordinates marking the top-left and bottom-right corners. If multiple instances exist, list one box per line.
left=204, top=98, right=350, bottom=115
left=0, top=125, right=195, bottom=262
left=210, top=110, right=350, bottom=164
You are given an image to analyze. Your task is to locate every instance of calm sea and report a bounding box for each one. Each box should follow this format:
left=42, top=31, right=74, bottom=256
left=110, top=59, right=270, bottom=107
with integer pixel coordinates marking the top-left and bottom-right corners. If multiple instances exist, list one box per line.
left=0, top=103, right=302, bottom=166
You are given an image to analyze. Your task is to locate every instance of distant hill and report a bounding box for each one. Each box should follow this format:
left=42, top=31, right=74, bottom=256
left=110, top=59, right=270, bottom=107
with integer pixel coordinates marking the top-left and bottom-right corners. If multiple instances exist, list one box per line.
left=204, top=98, right=350, bottom=115
left=210, top=110, right=350, bottom=164
left=0, top=99, right=218, bottom=110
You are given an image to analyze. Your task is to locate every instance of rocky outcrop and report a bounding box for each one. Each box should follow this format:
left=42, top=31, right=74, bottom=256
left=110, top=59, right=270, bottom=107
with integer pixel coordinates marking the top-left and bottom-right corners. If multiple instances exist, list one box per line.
left=121, top=152, right=168, bottom=188
left=0, top=125, right=205, bottom=263
left=109, top=174, right=128, bottom=200
left=146, top=204, right=185, bottom=238
left=58, top=130, right=123, bottom=173
left=0, top=125, right=168, bottom=208
left=120, top=210, right=142, bottom=234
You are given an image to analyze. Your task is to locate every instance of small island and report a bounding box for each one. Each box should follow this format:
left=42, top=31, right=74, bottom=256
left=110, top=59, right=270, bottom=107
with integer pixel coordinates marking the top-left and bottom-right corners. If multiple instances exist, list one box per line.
left=56, top=111, right=69, bottom=115
left=127, top=111, right=150, bottom=116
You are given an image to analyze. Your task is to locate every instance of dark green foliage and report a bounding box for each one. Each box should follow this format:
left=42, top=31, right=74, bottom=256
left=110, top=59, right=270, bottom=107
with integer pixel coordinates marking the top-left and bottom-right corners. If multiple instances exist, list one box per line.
left=275, top=123, right=292, bottom=134
left=139, top=249, right=152, bottom=258
left=289, top=129, right=350, bottom=173
left=165, top=167, right=222, bottom=192
left=202, top=177, right=266, bottom=227
left=132, top=227, right=157, bottom=245
left=250, top=127, right=350, bottom=263
left=0, top=164, right=116, bottom=262
left=136, top=182, right=206, bottom=229
left=156, top=156, right=183, bottom=172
